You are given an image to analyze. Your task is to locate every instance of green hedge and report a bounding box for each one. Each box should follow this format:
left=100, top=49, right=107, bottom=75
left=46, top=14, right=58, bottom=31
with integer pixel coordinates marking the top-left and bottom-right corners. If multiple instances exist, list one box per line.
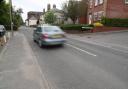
left=60, top=24, right=94, bottom=30
left=101, top=18, right=128, bottom=27
left=4, top=25, right=18, bottom=31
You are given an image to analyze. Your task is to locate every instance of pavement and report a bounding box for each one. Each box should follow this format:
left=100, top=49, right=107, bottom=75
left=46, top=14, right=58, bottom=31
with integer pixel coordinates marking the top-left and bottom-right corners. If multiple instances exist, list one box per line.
left=0, top=26, right=128, bottom=89
left=0, top=32, right=50, bottom=89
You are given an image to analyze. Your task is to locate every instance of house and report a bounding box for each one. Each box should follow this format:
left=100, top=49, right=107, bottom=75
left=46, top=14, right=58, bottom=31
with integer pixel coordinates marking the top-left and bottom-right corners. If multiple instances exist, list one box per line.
left=40, top=4, right=65, bottom=24
left=50, top=5, right=65, bottom=24
left=88, top=0, right=128, bottom=24
left=26, top=11, right=43, bottom=26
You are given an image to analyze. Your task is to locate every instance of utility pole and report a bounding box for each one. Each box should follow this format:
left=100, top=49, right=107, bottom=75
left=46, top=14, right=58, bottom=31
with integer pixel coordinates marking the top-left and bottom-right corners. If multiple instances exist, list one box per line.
left=9, top=0, right=13, bottom=37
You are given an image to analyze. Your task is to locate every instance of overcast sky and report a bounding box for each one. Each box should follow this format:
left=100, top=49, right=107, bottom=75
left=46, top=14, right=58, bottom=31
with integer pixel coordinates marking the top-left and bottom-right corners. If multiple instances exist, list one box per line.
left=10, top=0, right=67, bottom=21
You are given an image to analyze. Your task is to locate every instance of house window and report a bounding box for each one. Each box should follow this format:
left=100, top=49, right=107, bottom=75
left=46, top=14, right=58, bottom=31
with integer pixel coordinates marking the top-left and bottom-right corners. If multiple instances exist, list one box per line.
left=97, top=11, right=104, bottom=20
left=90, top=0, right=93, bottom=8
left=94, top=12, right=98, bottom=21
left=99, top=0, right=104, bottom=4
left=95, top=0, right=98, bottom=6
left=125, top=0, right=128, bottom=4
left=95, top=0, right=104, bottom=6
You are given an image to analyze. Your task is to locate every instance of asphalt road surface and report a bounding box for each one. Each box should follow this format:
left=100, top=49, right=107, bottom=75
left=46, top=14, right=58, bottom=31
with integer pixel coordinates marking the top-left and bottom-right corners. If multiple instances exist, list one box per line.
left=20, top=26, right=128, bottom=89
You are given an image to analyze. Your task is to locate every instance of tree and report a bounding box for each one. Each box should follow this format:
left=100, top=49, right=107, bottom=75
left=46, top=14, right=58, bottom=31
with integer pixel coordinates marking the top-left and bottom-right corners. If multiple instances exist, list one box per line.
left=62, top=0, right=79, bottom=24
left=0, top=0, right=23, bottom=30
left=0, top=0, right=4, bottom=2
left=0, top=1, right=11, bottom=29
left=44, top=11, right=56, bottom=24
left=62, top=0, right=88, bottom=24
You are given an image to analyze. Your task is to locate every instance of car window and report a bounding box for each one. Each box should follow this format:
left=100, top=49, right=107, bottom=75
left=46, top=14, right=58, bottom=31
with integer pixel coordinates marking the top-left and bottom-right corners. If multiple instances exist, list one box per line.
left=36, top=27, right=42, bottom=32
left=43, top=26, right=62, bottom=33
left=0, top=25, right=5, bottom=32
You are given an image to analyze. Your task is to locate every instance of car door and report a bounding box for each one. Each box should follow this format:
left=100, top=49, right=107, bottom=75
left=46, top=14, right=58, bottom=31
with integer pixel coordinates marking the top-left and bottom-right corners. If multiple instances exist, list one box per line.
left=35, top=27, right=42, bottom=41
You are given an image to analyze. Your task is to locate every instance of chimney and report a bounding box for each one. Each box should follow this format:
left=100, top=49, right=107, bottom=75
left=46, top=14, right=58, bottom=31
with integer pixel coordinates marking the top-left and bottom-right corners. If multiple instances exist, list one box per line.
left=47, top=4, right=51, bottom=11
left=43, top=9, right=45, bottom=13
left=53, top=4, right=56, bottom=9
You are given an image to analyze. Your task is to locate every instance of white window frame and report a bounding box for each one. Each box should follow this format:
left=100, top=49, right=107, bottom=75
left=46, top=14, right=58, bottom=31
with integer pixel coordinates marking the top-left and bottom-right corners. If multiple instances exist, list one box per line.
left=125, top=0, right=128, bottom=4
left=94, top=12, right=98, bottom=21
left=97, top=11, right=104, bottom=20
left=90, top=0, right=93, bottom=8
left=99, top=0, right=104, bottom=4
left=95, top=0, right=98, bottom=6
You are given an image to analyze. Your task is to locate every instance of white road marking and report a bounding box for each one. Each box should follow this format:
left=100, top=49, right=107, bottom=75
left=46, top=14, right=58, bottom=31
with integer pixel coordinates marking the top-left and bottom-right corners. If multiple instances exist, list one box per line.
left=65, top=43, right=97, bottom=57
left=83, top=40, right=128, bottom=53
left=69, top=38, right=128, bottom=54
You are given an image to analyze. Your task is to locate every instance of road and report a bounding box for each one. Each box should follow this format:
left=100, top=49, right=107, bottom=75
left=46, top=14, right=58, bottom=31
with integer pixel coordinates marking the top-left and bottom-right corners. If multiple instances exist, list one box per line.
left=20, top=26, right=128, bottom=89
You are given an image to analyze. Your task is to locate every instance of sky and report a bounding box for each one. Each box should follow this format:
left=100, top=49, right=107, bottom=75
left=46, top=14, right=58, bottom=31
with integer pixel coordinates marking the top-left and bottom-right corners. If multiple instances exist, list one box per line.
left=9, top=0, right=67, bottom=21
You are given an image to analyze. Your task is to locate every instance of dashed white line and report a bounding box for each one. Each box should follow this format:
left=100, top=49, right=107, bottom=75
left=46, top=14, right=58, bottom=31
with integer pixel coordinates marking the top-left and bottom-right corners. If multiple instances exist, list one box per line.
left=65, top=43, right=97, bottom=57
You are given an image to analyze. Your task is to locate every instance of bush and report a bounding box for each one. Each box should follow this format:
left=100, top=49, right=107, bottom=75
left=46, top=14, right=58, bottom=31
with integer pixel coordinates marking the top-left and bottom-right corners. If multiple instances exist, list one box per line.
left=93, top=22, right=103, bottom=27
left=4, top=25, right=18, bottom=31
left=60, top=24, right=94, bottom=30
left=101, top=17, right=128, bottom=27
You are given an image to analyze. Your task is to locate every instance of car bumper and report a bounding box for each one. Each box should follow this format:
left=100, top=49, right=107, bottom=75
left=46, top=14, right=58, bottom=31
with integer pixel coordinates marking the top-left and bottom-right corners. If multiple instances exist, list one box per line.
left=41, top=39, right=66, bottom=45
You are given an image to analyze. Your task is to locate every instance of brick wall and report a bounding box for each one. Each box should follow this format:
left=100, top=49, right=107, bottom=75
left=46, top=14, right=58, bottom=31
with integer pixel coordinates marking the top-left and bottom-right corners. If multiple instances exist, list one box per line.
left=87, top=0, right=128, bottom=24
left=79, top=17, right=87, bottom=24
left=106, top=0, right=128, bottom=18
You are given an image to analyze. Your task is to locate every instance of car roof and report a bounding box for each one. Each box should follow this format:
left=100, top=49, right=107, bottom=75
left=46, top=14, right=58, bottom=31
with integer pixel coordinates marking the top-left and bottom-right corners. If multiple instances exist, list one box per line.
left=0, top=25, right=5, bottom=29
left=37, top=25, right=58, bottom=28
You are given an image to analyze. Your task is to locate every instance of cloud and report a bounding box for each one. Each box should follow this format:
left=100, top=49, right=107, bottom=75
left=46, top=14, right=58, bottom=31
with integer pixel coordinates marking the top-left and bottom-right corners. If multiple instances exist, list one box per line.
left=11, top=0, right=67, bottom=21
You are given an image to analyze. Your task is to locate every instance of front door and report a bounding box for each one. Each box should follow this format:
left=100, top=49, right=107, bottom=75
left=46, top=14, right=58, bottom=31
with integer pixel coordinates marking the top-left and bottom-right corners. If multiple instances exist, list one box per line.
left=89, top=14, right=92, bottom=24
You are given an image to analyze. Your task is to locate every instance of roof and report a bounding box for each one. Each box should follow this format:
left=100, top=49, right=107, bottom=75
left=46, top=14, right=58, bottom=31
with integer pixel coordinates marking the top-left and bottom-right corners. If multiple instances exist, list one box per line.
left=0, top=25, right=4, bottom=29
left=27, top=11, right=44, bottom=20
left=50, top=8, right=64, bottom=14
left=29, top=16, right=37, bottom=20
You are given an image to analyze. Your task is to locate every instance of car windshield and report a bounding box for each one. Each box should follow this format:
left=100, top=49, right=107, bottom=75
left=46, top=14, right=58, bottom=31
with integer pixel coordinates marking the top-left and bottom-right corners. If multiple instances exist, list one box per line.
left=43, top=26, right=62, bottom=33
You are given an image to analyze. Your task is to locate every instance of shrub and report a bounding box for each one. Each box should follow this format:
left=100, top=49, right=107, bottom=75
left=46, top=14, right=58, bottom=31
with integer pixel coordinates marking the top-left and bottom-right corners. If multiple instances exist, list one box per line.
left=101, top=17, right=128, bottom=27
left=93, top=22, right=103, bottom=27
left=60, top=24, right=94, bottom=30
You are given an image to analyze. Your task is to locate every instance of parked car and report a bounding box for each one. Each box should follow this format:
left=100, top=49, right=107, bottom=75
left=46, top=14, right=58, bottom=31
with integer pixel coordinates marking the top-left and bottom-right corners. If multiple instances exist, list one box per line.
left=33, top=25, right=66, bottom=47
left=0, top=25, right=6, bottom=37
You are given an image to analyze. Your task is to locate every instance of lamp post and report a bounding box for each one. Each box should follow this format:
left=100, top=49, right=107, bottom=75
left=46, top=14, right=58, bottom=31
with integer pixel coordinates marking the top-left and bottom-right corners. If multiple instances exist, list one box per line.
left=9, top=0, right=13, bottom=37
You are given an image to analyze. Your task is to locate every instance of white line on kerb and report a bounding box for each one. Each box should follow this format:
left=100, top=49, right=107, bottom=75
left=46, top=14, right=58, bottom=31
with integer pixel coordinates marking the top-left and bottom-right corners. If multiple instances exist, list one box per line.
left=65, top=43, right=97, bottom=57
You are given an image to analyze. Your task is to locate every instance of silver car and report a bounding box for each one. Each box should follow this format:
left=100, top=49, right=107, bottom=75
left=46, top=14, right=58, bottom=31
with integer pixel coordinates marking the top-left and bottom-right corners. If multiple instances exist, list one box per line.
left=33, top=25, right=66, bottom=47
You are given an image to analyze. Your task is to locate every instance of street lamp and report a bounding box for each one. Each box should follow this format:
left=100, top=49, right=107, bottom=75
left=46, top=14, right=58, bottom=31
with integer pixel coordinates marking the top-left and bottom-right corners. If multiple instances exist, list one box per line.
left=9, top=0, right=13, bottom=37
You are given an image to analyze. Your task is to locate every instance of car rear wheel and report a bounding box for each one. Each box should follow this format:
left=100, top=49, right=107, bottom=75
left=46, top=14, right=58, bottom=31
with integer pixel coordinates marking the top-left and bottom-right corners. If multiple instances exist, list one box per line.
left=33, top=39, right=36, bottom=43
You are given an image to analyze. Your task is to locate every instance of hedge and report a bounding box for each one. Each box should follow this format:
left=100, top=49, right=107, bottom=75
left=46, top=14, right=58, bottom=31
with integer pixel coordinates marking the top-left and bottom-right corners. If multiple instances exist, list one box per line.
left=4, top=25, right=18, bottom=31
left=101, top=18, right=128, bottom=27
left=60, top=24, right=94, bottom=30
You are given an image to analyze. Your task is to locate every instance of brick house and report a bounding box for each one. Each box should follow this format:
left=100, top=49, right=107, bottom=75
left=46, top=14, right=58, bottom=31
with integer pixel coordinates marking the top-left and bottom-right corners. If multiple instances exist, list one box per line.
left=88, top=0, right=128, bottom=24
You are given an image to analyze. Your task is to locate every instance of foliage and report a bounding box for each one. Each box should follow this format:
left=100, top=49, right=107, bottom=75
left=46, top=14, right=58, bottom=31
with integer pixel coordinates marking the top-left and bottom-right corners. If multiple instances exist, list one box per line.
left=44, top=11, right=56, bottom=24
left=60, top=24, right=93, bottom=30
left=62, top=0, right=79, bottom=24
left=93, top=22, right=103, bottom=27
left=62, top=0, right=88, bottom=24
left=0, top=0, right=23, bottom=30
left=101, top=17, right=128, bottom=27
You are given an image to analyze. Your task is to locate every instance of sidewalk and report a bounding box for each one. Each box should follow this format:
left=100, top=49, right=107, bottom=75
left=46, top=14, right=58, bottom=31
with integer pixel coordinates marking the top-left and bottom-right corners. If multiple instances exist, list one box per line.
left=0, top=32, right=48, bottom=89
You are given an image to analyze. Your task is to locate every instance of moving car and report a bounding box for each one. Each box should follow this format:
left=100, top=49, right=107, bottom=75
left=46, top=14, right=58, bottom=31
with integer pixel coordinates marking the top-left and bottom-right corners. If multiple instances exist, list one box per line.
left=33, top=25, right=66, bottom=47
